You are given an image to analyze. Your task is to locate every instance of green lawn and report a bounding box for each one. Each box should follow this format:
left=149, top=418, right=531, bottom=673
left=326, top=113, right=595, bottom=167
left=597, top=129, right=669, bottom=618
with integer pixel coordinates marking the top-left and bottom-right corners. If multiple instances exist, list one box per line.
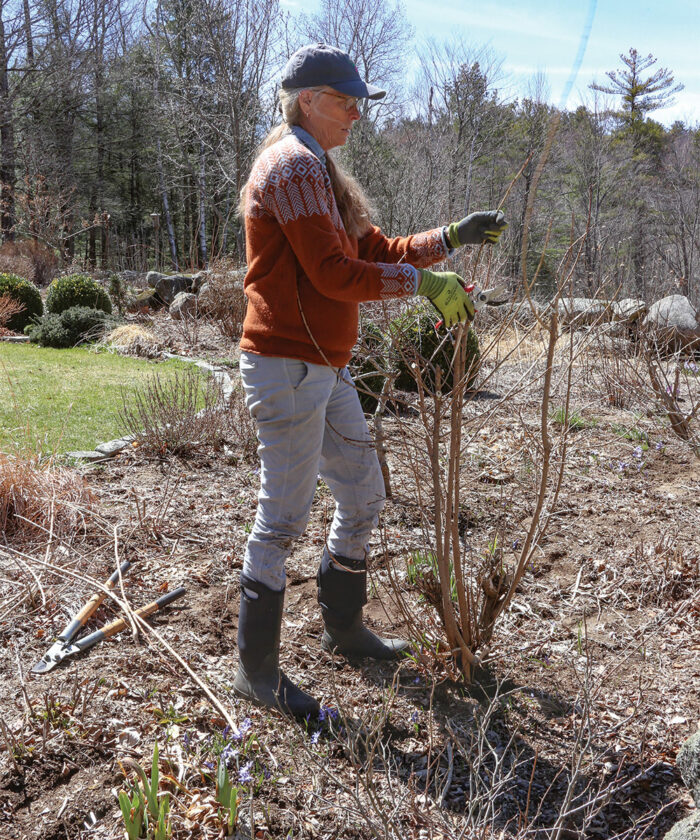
left=0, top=344, right=198, bottom=455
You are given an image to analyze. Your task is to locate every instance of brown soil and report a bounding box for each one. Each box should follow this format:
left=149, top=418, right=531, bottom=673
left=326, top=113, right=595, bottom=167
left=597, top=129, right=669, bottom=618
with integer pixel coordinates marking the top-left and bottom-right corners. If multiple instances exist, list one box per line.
left=1, top=313, right=699, bottom=840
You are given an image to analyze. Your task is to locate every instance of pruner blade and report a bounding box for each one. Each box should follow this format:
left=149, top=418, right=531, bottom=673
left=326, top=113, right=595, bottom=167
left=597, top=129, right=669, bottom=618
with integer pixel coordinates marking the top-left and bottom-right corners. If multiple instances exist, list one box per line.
left=472, top=284, right=510, bottom=310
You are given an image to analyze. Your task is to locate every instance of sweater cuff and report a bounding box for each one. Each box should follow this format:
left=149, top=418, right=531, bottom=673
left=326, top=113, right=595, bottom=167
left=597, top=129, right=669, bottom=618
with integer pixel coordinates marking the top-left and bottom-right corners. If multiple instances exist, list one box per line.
left=411, top=265, right=420, bottom=294
left=442, top=226, right=457, bottom=255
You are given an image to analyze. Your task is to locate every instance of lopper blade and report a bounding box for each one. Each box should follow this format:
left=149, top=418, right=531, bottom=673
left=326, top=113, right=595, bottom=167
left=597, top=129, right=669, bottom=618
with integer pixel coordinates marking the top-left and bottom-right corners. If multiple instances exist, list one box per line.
left=31, top=640, right=71, bottom=674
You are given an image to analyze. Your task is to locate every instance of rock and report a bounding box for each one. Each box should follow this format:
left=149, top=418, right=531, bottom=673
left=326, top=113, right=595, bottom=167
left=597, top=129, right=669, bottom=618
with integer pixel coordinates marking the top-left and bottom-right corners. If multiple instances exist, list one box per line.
left=117, top=270, right=146, bottom=289
left=191, top=271, right=208, bottom=293
left=663, top=811, right=700, bottom=840
left=555, top=298, right=612, bottom=328
left=169, top=292, right=198, bottom=320
left=148, top=271, right=197, bottom=305
left=612, top=298, right=647, bottom=322
left=678, top=732, right=700, bottom=807
left=0, top=334, right=30, bottom=342
left=95, top=438, right=131, bottom=456
left=66, top=450, right=108, bottom=463
left=127, top=287, right=160, bottom=311
left=644, top=295, right=700, bottom=350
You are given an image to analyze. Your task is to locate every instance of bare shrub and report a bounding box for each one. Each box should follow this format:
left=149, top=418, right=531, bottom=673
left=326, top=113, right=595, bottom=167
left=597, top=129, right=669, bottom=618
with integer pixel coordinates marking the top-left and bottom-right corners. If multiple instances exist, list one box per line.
left=0, top=240, right=58, bottom=286
left=227, top=380, right=258, bottom=463
left=199, top=258, right=246, bottom=341
left=603, top=326, right=700, bottom=456
left=119, top=366, right=230, bottom=457
left=0, top=452, right=94, bottom=542
left=171, top=308, right=201, bottom=348
left=0, top=294, right=25, bottom=332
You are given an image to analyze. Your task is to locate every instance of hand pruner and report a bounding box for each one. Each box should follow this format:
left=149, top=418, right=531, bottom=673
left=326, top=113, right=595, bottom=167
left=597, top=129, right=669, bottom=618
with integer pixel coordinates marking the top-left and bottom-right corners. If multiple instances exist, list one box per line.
left=435, top=282, right=510, bottom=330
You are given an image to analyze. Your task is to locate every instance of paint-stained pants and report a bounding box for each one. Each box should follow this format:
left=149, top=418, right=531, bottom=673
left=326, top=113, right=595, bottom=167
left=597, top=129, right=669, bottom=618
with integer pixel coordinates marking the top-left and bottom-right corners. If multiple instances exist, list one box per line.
left=239, top=352, right=385, bottom=591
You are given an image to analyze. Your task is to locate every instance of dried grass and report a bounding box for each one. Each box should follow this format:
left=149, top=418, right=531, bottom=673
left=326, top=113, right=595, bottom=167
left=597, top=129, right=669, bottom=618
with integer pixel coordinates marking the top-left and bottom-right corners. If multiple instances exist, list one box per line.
left=105, top=324, right=163, bottom=358
left=0, top=452, right=94, bottom=542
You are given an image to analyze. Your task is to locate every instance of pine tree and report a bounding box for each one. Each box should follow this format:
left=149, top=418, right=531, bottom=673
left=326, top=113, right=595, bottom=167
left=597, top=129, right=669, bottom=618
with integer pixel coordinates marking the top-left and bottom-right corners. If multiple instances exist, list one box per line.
left=590, top=48, right=683, bottom=127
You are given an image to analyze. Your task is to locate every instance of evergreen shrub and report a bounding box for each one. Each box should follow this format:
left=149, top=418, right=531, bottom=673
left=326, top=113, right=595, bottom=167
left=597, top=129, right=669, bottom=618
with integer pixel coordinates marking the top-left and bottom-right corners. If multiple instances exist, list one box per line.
left=46, top=273, right=112, bottom=315
left=0, top=273, right=43, bottom=332
left=389, top=305, right=480, bottom=393
left=349, top=319, right=387, bottom=413
left=28, top=306, right=112, bottom=348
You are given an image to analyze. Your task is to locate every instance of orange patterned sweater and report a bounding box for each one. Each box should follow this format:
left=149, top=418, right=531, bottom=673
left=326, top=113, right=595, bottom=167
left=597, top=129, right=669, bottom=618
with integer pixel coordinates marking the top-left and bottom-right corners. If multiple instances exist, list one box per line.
left=240, top=132, right=449, bottom=367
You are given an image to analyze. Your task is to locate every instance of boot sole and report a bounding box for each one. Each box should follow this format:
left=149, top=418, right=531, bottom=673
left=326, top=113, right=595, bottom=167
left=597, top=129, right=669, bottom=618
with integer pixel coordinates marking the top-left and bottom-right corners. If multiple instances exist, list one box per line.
left=233, top=674, right=320, bottom=719
left=321, top=636, right=409, bottom=660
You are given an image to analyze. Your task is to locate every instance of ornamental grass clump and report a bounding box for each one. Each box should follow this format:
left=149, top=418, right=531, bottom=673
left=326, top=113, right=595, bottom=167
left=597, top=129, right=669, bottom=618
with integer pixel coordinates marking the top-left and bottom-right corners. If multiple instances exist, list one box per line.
left=0, top=273, right=43, bottom=332
left=0, top=451, right=94, bottom=542
left=46, top=272, right=112, bottom=315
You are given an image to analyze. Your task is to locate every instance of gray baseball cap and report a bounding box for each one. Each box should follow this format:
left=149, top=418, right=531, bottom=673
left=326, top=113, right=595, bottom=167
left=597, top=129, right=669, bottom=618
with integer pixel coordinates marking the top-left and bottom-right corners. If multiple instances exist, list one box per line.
left=281, top=43, right=386, bottom=100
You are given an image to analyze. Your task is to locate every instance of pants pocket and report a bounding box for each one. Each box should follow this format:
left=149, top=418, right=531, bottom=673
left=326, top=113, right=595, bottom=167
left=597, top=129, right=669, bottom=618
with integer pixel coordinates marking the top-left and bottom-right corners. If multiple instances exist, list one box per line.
left=284, top=358, right=310, bottom=390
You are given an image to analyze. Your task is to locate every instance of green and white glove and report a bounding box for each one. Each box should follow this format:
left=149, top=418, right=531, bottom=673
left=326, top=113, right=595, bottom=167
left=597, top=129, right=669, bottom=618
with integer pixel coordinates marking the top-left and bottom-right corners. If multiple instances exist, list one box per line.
left=447, top=210, right=507, bottom=248
left=417, top=270, right=475, bottom=328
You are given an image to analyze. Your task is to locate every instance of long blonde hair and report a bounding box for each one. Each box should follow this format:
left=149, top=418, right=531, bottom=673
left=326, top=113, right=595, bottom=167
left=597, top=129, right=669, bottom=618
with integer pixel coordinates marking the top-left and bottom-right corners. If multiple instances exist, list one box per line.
left=239, top=87, right=373, bottom=239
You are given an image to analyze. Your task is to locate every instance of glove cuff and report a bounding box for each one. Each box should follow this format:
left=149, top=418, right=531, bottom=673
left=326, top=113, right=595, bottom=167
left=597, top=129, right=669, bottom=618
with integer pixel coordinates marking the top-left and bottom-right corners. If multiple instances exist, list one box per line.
left=447, top=222, right=461, bottom=249
left=417, top=269, right=442, bottom=299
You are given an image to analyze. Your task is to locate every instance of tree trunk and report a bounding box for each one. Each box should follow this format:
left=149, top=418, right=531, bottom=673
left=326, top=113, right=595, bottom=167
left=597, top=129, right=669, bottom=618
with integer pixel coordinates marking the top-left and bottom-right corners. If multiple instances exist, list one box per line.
left=198, top=139, right=207, bottom=267
left=0, top=12, right=16, bottom=242
left=157, top=138, right=179, bottom=271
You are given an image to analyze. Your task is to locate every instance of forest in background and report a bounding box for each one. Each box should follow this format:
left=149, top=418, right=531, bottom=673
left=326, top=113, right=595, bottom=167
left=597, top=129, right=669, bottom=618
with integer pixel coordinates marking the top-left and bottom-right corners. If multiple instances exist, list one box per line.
left=0, top=0, right=698, bottom=305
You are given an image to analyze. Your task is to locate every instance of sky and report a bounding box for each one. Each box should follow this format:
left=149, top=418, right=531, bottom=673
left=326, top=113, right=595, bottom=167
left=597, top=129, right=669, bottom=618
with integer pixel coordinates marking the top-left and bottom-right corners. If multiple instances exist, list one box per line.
left=293, top=0, right=700, bottom=126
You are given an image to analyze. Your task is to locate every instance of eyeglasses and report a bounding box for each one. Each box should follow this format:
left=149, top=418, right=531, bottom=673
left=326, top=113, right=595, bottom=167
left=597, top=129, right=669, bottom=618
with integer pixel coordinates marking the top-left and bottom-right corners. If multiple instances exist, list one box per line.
left=319, top=90, right=360, bottom=111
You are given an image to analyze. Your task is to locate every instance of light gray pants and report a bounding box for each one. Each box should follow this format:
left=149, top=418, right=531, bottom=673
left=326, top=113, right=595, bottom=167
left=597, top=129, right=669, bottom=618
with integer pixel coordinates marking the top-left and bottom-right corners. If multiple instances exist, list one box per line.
left=239, top=352, right=386, bottom=591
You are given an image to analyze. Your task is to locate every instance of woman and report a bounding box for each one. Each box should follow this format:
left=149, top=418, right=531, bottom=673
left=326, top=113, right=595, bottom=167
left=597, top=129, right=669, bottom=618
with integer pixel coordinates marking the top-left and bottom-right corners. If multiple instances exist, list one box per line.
left=235, top=43, right=506, bottom=718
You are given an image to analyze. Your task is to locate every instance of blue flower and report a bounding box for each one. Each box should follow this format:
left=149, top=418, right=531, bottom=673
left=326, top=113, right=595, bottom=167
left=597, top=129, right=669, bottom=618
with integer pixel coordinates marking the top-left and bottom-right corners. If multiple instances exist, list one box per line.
left=232, top=717, right=252, bottom=741
left=319, top=706, right=337, bottom=722
left=410, top=711, right=419, bottom=723
left=222, top=744, right=238, bottom=765
left=238, top=761, right=254, bottom=784
left=310, top=731, right=321, bottom=745
left=633, top=446, right=643, bottom=459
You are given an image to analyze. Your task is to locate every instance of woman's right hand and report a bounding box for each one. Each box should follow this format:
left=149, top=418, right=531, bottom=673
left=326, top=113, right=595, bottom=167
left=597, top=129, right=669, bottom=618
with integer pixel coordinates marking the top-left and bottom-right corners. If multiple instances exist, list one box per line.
left=417, top=270, right=475, bottom=328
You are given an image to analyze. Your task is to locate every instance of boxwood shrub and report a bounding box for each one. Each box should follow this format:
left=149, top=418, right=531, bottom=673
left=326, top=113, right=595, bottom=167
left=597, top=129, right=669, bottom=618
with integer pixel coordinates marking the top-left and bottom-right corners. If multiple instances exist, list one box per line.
left=389, top=305, right=480, bottom=394
left=46, top=273, right=112, bottom=315
left=27, top=306, right=112, bottom=348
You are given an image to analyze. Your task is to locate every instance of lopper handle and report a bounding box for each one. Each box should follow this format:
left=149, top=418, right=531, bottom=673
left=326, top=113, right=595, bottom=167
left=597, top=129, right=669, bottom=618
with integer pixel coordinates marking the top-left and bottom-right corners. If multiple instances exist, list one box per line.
left=58, top=560, right=131, bottom=642
left=74, top=587, right=186, bottom=652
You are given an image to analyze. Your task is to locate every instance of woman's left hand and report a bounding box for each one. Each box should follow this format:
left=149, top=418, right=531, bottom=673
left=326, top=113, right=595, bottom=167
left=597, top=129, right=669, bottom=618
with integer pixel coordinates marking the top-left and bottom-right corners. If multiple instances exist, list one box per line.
left=447, top=210, right=507, bottom=247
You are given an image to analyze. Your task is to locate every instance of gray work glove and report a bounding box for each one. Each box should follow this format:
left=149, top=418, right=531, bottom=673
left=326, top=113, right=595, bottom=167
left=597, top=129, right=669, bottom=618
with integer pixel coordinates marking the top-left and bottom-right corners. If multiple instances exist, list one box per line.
left=447, top=210, right=507, bottom=248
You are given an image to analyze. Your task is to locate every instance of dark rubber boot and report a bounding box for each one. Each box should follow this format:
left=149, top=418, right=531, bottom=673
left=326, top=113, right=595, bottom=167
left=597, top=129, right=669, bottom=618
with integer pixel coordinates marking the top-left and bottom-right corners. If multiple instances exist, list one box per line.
left=233, top=575, right=320, bottom=719
left=317, top=547, right=409, bottom=660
